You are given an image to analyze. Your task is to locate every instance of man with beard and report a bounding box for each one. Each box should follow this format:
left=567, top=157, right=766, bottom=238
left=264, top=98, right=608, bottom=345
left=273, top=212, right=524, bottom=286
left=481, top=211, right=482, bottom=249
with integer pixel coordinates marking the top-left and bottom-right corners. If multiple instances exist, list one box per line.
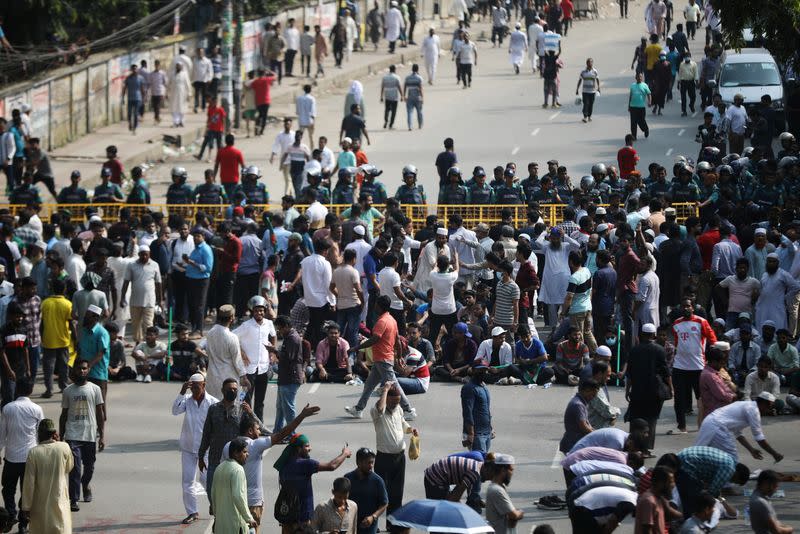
left=210, top=437, right=257, bottom=532
left=485, top=454, right=523, bottom=534
left=755, top=254, right=800, bottom=332
left=59, top=359, right=104, bottom=511
left=413, top=228, right=451, bottom=294
left=719, top=257, right=760, bottom=329
left=535, top=227, right=580, bottom=327
left=626, top=324, right=671, bottom=450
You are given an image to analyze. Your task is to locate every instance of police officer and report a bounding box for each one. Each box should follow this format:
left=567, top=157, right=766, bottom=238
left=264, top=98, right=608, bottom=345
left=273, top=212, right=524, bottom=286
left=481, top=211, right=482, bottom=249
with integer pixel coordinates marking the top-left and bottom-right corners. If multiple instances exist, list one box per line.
left=126, top=165, right=151, bottom=204
left=93, top=167, right=124, bottom=203
left=332, top=167, right=356, bottom=204
left=57, top=171, right=89, bottom=204
left=646, top=165, right=671, bottom=201
left=301, top=170, right=331, bottom=203
left=234, top=166, right=270, bottom=205
left=166, top=167, right=194, bottom=204
left=9, top=173, right=42, bottom=205
left=467, top=166, right=495, bottom=203
left=193, top=169, right=227, bottom=205
left=358, top=164, right=388, bottom=204
left=394, top=165, right=427, bottom=204
left=669, top=164, right=701, bottom=202
left=519, top=162, right=540, bottom=200
left=494, top=167, right=526, bottom=204
left=578, top=175, right=603, bottom=204
left=438, top=166, right=469, bottom=204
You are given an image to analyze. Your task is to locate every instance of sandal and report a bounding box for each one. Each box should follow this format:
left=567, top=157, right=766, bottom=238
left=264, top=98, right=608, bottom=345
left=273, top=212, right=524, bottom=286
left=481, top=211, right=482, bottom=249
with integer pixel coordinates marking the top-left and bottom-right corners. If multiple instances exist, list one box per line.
left=182, top=514, right=199, bottom=524
left=667, top=429, right=688, bottom=435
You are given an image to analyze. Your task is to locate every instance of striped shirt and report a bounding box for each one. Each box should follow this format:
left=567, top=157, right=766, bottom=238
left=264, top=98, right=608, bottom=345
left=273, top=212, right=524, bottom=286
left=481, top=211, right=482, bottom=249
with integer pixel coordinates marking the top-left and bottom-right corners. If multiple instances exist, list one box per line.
left=567, top=267, right=592, bottom=314
left=404, top=73, right=423, bottom=100
left=677, top=446, right=735, bottom=497
left=424, top=457, right=482, bottom=489
left=580, top=68, right=599, bottom=94
left=493, top=279, right=520, bottom=326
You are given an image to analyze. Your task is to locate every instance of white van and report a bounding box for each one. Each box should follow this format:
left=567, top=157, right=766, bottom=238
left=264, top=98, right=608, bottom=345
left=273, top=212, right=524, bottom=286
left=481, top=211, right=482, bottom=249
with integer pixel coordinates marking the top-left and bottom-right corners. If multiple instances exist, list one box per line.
left=718, top=48, right=785, bottom=130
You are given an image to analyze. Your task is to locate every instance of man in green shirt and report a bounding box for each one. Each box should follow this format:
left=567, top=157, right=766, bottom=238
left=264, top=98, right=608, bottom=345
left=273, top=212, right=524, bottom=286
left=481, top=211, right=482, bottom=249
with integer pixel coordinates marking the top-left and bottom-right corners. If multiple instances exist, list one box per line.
left=628, top=72, right=651, bottom=140
left=210, top=437, right=256, bottom=532
left=767, top=328, right=800, bottom=390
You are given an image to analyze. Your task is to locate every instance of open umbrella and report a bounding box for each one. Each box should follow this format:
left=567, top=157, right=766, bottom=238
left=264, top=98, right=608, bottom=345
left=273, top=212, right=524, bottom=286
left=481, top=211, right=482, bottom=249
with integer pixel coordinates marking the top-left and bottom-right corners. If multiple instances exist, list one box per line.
left=388, top=499, right=495, bottom=533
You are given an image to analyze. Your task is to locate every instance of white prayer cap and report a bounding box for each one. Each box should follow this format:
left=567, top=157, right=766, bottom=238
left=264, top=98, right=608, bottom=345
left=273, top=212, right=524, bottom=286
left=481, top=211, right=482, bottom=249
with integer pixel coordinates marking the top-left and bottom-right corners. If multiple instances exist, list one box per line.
left=89, top=214, right=103, bottom=223
left=712, top=341, right=730, bottom=351
left=595, top=346, right=613, bottom=357
left=518, top=233, right=531, bottom=242
left=32, top=240, right=47, bottom=251
left=436, top=227, right=448, bottom=236
left=86, top=304, right=103, bottom=316
left=641, top=323, right=657, bottom=334
left=515, top=22, right=521, bottom=29
left=189, top=373, right=206, bottom=383
left=767, top=252, right=779, bottom=259
left=713, top=317, right=726, bottom=326
left=138, top=245, right=150, bottom=253
left=754, top=227, right=767, bottom=236
left=354, top=225, right=366, bottom=236
left=595, top=207, right=607, bottom=215
left=342, top=136, right=353, bottom=144
left=757, top=391, right=776, bottom=403
left=596, top=223, right=609, bottom=233
left=494, top=453, right=515, bottom=465
left=644, top=228, right=655, bottom=238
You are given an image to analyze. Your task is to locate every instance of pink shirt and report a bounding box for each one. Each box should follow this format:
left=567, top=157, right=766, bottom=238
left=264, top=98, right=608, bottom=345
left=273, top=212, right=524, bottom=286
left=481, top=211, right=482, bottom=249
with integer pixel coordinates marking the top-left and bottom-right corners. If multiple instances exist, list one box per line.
left=700, top=365, right=736, bottom=416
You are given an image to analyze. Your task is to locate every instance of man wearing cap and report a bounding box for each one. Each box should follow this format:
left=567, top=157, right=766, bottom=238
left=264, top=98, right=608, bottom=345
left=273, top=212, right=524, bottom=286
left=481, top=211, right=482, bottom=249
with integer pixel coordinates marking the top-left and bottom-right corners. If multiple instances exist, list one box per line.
left=20, top=419, right=73, bottom=533
left=80, top=304, right=111, bottom=412
left=536, top=226, right=581, bottom=327
left=121, top=245, right=162, bottom=345
left=745, top=228, right=775, bottom=281
left=203, top=305, right=249, bottom=404
left=755, top=254, right=800, bottom=332
left=695, top=396, right=783, bottom=463
left=626, top=323, right=670, bottom=449
left=173, top=373, right=218, bottom=524
left=57, top=170, right=88, bottom=205
left=414, top=228, right=451, bottom=295
left=475, top=326, right=516, bottom=385
left=485, top=453, right=523, bottom=534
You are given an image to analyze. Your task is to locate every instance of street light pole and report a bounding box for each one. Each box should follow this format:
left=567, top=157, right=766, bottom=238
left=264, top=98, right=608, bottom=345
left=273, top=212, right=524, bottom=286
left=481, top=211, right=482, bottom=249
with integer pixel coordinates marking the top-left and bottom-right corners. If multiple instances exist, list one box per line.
left=220, top=0, right=234, bottom=131
left=233, top=0, right=243, bottom=129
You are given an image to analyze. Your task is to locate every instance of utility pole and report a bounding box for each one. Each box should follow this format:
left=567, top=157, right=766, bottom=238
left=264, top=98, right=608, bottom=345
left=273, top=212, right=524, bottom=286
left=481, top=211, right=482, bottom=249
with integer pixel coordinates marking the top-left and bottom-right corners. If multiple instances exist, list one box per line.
left=220, top=0, right=234, bottom=131
left=233, top=0, right=244, bottom=129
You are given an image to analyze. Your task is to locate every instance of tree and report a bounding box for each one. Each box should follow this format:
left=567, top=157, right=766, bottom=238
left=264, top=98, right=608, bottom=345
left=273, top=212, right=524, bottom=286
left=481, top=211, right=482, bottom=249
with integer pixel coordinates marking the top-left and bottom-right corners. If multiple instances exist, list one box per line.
left=714, top=0, right=800, bottom=67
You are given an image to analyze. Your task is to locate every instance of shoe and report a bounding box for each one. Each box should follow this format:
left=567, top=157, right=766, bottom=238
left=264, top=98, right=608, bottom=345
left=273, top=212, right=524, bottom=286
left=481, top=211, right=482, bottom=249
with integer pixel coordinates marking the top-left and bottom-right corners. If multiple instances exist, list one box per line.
left=554, top=102, right=562, bottom=108
left=667, top=428, right=688, bottom=435
left=542, top=104, right=548, bottom=108
left=144, top=375, right=152, bottom=383
left=588, top=117, right=592, bottom=122
left=344, top=406, right=363, bottom=419
left=70, top=502, right=80, bottom=512
left=582, top=117, right=588, bottom=123
left=497, top=377, right=509, bottom=385
left=136, top=374, right=144, bottom=382
left=40, top=391, right=52, bottom=399
left=567, top=375, right=580, bottom=386
left=404, top=408, right=417, bottom=421
left=681, top=112, right=687, bottom=116
left=508, top=377, right=523, bottom=385
left=83, top=485, right=92, bottom=502
left=644, top=130, right=650, bottom=138
left=182, top=514, right=199, bottom=525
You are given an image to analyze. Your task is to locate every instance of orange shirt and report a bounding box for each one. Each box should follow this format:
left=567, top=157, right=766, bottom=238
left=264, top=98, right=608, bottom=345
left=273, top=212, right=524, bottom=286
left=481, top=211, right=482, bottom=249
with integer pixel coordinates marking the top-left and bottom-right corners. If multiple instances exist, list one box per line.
left=371, top=312, right=398, bottom=363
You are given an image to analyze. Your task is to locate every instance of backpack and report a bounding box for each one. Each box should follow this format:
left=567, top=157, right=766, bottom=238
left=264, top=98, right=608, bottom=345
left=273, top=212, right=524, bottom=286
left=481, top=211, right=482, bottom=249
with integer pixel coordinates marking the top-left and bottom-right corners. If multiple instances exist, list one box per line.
left=274, top=483, right=300, bottom=524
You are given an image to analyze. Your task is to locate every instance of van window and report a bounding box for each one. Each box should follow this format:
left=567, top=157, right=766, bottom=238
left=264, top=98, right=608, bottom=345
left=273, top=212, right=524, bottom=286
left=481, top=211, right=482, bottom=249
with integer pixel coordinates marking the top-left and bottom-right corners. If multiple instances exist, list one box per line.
left=720, top=62, right=782, bottom=87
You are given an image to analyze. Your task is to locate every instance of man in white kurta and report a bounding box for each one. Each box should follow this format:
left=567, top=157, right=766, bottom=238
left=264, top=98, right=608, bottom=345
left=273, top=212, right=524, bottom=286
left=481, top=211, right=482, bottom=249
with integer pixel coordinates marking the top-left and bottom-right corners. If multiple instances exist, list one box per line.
left=535, top=228, right=580, bottom=326
left=634, top=259, right=660, bottom=330
left=755, top=254, right=800, bottom=331
left=172, top=373, right=218, bottom=523
left=385, top=2, right=403, bottom=49
left=694, top=397, right=783, bottom=463
left=421, top=28, right=441, bottom=83
left=21, top=420, right=74, bottom=534
left=508, top=23, right=528, bottom=73
left=203, top=305, right=248, bottom=402
left=168, top=63, right=193, bottom=127
left=527, top=19, right=543, bottom=73
left=413, top=229, right=451, bottom=294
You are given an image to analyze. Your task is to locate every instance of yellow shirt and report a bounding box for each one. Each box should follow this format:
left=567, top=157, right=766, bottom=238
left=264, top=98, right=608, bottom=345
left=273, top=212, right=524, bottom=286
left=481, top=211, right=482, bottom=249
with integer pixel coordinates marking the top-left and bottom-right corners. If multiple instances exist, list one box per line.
left=41, top=295, right=72, bottom=349
left=645, top=44, right=662, bottom=70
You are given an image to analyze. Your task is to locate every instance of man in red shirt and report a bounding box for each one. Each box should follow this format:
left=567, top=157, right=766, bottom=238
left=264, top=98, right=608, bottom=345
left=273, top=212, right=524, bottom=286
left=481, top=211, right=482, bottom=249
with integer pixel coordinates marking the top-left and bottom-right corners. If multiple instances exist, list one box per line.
left=213, top=134, right=245, bottom=198
left=617, top=134, right=639, bottom=179
left=196, top=95, right=227, bottom=162
left=101, top=145, right=125, bottom=185
left=212, top=221, right=242, bottom=308
left=561, top=0, right=575, bottom=36
left=249, top=68, right=276, bottom=136
left=345, top=295, right=416, bottom=419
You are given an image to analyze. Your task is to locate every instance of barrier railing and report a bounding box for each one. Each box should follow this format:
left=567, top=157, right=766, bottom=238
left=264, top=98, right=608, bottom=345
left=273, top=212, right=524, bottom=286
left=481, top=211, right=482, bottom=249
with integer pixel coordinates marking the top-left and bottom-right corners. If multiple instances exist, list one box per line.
left=0, top=202, right=699, bottom=232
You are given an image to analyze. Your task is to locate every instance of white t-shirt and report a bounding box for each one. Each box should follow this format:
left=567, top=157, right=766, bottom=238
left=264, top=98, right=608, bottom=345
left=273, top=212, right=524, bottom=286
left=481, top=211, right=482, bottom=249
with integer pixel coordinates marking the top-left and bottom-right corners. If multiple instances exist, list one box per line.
left=222, top=437, right=272, bottom=506
left=683, top=3, right=701, bottom=22
left=457, top=42, right=476, bottom=64
left=429, top=271, right=458, bottom=314
left=378, top=267, right=404, bottom=310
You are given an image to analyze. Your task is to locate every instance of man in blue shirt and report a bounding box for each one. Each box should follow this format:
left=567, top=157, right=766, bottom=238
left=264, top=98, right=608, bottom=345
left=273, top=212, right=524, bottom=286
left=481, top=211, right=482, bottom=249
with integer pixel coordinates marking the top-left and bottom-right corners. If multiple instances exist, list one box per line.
left=344, top=448, right=389, bottom=534
left=183, top=229, right=214, bottom=337
left=121, top=64, right=144, bottom=134
left=363, top=239, right=387, bottom=328
left=81, top=303, right=111, bottom=408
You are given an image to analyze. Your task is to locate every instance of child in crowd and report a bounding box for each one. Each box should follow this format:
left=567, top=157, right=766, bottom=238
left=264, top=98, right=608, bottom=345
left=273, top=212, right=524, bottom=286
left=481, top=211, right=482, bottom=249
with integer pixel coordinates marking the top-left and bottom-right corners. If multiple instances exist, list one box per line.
left=106, top=322, right=134, bottom=381
left=132, top=325, right=167, bottom=383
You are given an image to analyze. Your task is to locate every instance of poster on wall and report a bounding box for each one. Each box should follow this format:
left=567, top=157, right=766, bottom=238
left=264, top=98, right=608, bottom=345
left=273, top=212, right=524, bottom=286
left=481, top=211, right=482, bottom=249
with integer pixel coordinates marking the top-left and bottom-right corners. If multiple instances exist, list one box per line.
left=243, top=19, right=262, bottom=73
left=30, top=85, right=49, bottom=140
left=4, top=92, right=28, bottom=115
left=305, top=1, right=337, bottom=32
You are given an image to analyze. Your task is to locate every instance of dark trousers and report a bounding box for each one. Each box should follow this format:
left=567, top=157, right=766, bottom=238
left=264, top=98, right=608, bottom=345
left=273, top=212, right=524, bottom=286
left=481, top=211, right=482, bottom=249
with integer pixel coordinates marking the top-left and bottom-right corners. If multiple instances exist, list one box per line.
left=127, top=100, right=141, bottom=131
left=0, top=376, right=15, bottom=407
left=285, top=49, right=297, bottom=75
left=245, top=371, right=269, bottom=421
left=366, top=289, right=379, bottom=329
left=1, top=461, right=25, bottom=527
left=384, top=100, right=398, bottom=128
left=278, top=286, right=299, bottom=317
left=28, top=346, right=40, bottom=387
left=301, top=53, right=311, bottom=76
left=700, top=84, right=713, bottom=108
left=679, top=80, right=696, bottom=113
left=193, top=81, right=207, bottom=111
left=375, top=451, right=406, bottom=528
left=42, top=347, right=69, bottom=394
left=618, top=291, right=635, bottom=359
left=619, top=0, right=628, bottom=17
left=217, top=270, right=236, bottom=308
left=33, top=172, right=57, bottom=199
left=256, top=104, right=270, bottom=135
left=334, top=43, right=345, bottom=66
left=151, top=95, right=164, bottom=122
left=171, top=271, right=190, bottom=323
left=389, top=40, right=397, bottom=54
left=459, top=63, right=473, bottom=86
left=269, top=59, right=283, bottom=83
left=686, top=21, right=697, bottom=39
left=234, top=272, right=260, bottom=319
left=2, top=164, right=15, bottom=191
left=389, top=308, right=406, bottom=337
left=629, top=107, right=649, bottom=138
left=629, top=410, right=661, bottom=450
left=424, top=477, right=449, bottom=499
left=491, top=25, right=505, bottom=45
left=427, top=311, right=457, bottom=348
left=68, top=440, right=96, bottom=503
left=337, top=306, right=361, bottom=349
left=672, top=368, right=701, bottom=430
left=197, top=130, right=222, bottom=159
left=582, top=92, right=596, bottom=118
left=187, top=277, right=210, bottom=333
left=676, top=469, right=701, bottom=518
left=307, top=304, right=333, bottom=350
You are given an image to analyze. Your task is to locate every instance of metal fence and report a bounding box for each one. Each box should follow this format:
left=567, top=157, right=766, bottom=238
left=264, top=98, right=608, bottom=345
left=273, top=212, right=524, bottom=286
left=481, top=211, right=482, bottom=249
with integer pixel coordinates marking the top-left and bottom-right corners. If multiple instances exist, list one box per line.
left=1, top=202, right=699, bottom=232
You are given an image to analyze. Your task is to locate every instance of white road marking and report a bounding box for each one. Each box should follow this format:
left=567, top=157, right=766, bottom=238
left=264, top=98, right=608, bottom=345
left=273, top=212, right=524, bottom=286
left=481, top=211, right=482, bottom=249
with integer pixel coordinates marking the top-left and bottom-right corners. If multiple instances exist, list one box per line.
left=666, top=148, right=674, bottom=156
left=678, top=128, right=685, bottom=136
left=512, top=146, right=520, bottom=155
left=531, top=128, right=540, bottom=136
left=309, top=383, right=320, bottom=394
left=548, top=111, right=561, bottom=120
left=550, top=445, right=564, bottom=469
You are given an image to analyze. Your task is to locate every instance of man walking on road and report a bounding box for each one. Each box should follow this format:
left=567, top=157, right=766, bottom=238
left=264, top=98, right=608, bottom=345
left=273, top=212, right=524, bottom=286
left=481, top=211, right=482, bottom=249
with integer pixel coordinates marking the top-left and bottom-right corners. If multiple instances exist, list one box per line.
left=296, top=85, right=317, bottom=146
left=422, top=27, right=441, bottom=83
left=381, top=65, right=403, bottom=130
left=678, top=52, right=698, bottom=116
left=628, top=72, right=651, bottom=139
left=403, top=64, right=424, bottom=130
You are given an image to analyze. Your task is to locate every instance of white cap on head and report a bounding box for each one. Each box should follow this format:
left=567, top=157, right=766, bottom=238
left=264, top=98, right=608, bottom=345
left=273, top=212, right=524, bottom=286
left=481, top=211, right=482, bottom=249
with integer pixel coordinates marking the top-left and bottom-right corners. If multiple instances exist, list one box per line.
left=713, top=317, right=726, bottom=326
left=767, top=252, right=779, bottom=259
left=644, top=228, right=655, bottom=238
left=515, top=22, right=521, bottom=29
left=33, top=240, right=47, bottom=251
left=755, top=227, right=767, bottom=236
left=518, top=233, right=531, bottom=241
left=138, top=245, right=150, bottom=253
left=89, top=214, right=103, bottom=223
left=21, top=104, right=31, bottom=113
left=596, top=223, right=609, bottom=233
left=757, top=391, right=776, bottom=403
left=189, top=373, right=206, bottom=383
left=594, top=207, right=607, bottom=215
left=436, top=227, right=448, bottom=236
left=712, top=341, right=731, bottom=351
left=494, top=453, right=515, bottom=465
left=642, top=323, right=657, bottom=334
left=354, top=225, right=366, bottom=236
left=86, top=304, right=103, bottom=316
left=491, top=326, right=507, bottom=337
left=342, top=136, right=353, bottom=144
left=595, top=345, right=612, bottom=357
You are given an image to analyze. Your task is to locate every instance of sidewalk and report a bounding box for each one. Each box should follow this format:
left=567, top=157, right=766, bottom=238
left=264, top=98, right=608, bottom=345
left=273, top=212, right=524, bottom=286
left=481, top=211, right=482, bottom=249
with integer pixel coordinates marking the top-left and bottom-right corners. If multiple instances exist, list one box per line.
left=41, top=39, right=431, bottom=200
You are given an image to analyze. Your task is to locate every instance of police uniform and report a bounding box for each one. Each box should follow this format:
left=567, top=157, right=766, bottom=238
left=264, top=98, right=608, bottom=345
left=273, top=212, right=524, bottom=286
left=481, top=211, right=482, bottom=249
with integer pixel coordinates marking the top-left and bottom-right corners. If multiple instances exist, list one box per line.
left=57, top=186, right=88, bottom=204
left=395, top=184, right=426, bottom=204
left=332, top=183, right=355, bottom=204
left=359, top=180, right=388, bottom=203
left=235, top=182, right=269, bottom=205
left=438, top=184, right=470, bottom=204
left=9, top=184, right=42, bottom=205
left=166, top=183, right=195, bottom=204
left=468, top=183, right=495, bottom=204
left=193, top=183, right=227, bottom=205
left=494, top=183, right=526, bottom=204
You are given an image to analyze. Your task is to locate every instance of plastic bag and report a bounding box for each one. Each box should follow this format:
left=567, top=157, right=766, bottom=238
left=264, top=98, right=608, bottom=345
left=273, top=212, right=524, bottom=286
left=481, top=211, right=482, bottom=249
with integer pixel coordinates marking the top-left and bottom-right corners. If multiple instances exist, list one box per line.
left=408, top=434, right=420, bottom=460
left=574, top=96, right=582, bottom=106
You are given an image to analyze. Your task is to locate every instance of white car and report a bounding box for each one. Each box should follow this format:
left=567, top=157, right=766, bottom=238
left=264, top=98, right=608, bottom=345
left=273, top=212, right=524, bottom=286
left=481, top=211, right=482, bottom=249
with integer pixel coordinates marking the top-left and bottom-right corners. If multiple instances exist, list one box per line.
left=718, top=48, right=785, bottom=130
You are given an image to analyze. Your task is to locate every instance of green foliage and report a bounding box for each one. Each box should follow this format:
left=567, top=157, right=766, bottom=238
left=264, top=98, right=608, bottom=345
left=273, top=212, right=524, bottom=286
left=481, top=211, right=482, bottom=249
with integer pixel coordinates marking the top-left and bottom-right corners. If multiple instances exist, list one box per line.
left=714, top=0, right=800, bottom=66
